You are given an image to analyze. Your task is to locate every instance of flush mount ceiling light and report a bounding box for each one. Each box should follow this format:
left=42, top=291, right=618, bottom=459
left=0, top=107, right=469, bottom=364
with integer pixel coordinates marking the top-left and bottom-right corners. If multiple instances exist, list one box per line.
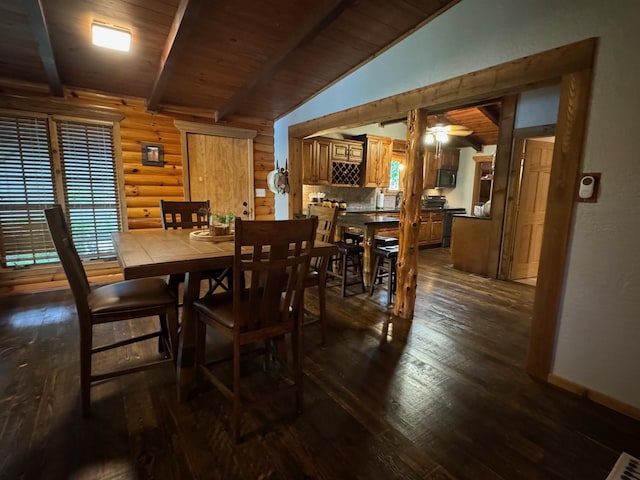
left=91, top=22, right=131, bottom=52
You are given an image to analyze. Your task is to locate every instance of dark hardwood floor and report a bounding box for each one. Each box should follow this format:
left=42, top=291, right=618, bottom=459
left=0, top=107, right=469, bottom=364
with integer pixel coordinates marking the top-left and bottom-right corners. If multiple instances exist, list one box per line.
left=1, top=248, right=638, bottom=479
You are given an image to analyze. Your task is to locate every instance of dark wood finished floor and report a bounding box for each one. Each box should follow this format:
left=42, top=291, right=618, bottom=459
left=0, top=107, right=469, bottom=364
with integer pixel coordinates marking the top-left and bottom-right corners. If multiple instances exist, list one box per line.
left=1, top=248, right=638, bottom=479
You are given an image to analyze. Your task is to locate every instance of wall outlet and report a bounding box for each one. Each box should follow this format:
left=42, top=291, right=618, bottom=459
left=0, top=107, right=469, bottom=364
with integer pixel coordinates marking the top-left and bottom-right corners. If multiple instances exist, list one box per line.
left=255, top=188, right=266, bottom=198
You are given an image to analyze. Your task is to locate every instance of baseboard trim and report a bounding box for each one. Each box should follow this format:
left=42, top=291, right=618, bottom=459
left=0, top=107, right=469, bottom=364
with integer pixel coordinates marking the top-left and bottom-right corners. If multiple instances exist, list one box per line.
left=547, top=373, right=640, bottom=421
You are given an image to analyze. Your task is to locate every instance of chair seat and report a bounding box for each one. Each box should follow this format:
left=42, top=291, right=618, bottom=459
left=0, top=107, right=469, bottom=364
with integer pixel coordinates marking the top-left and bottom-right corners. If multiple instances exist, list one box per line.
left=335, top=241, right=364, bottom=255
left=193, top=290, right=235, bottom=328
left=194, top=289, right=285, bottom=330
left=374, top=236, right=399, bottom=247
left=373, top=245, right=399, bottom=258
left=88, top=277, right=176, bottom=314
left=304, top=269, right=320, bottom=286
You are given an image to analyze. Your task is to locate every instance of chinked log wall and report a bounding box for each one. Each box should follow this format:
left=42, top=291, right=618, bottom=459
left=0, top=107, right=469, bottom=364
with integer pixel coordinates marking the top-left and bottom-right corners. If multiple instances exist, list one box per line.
left=0, top=81, right=275, bottom=294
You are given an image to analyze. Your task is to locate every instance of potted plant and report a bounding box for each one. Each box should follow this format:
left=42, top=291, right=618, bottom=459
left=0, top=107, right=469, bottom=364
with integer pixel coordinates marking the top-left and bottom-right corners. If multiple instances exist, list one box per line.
left=212, top=211, right=234, bottom=235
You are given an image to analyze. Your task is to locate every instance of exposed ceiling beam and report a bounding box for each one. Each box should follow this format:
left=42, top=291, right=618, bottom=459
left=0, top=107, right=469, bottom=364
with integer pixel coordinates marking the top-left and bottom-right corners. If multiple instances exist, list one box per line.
left=449, top=134, right=483, bottom=151
left=478, top=104, right=500, bottom=125
left=24, top=0, right=63, bottom=96
left=379, top=117, right=406, bottom=127
left=147, top=0, right=205, bottom=112
left=214, top=0, right=356, bottom=121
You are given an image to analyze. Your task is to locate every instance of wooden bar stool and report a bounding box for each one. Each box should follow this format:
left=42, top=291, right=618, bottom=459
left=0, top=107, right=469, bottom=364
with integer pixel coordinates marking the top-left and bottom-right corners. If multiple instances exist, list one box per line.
left=373, top=235, right=399, bottom=247
left=327, top=241, right=366, bottom=297
left=344, top=231, right=398, bottom=248
left=369, top=245, right=399, bottom=307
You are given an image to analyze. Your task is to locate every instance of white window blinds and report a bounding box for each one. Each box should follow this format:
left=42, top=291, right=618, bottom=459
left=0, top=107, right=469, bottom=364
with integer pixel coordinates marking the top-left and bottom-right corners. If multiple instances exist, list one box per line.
left=57, top=120, right=121, bottom=260
left=0, top=114, right=121, bottom=268
left=0, top=115, right=57, bottom=267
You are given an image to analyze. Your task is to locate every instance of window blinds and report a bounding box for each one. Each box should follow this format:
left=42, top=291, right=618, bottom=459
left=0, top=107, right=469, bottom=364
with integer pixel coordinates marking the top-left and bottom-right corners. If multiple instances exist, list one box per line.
left=57, top=120, right=120, bottom=261
left=0, top=114, right=121, bottom=267
left=0, top=115, right=57, bottom=267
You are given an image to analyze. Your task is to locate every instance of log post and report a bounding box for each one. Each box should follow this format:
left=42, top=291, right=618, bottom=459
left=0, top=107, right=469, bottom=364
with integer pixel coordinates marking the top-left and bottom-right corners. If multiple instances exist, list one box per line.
left=393, top=109, right=426, bottom=320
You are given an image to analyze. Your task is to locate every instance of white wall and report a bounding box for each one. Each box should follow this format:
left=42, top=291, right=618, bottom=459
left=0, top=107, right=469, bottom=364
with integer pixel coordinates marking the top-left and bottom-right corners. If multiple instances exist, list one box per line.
left=275, top=0, right=640, bottom=409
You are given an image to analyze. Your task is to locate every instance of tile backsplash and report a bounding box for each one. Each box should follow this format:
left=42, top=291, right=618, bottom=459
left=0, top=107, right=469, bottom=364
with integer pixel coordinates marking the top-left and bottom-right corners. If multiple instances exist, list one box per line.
left=303, top=185, right=377, bottom=209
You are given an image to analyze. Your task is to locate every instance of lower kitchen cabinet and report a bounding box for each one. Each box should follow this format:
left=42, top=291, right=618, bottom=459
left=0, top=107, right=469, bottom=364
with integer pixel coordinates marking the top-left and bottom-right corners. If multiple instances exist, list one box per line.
left=419, top=211, right=444, bottom=247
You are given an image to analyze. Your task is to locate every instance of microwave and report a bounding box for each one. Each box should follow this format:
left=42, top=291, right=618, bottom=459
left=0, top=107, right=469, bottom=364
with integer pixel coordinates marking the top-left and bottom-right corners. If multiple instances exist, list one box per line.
left=436, top=168, right=457, bottom=188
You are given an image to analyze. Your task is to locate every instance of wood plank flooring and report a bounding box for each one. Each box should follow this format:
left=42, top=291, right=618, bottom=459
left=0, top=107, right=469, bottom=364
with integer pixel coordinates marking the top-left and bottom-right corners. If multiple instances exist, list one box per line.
left=1, top=248, right=638, bottom=479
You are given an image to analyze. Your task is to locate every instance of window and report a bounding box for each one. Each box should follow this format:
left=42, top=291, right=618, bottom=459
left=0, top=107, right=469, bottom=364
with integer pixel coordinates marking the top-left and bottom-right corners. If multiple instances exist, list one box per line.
left=0, top=113, right=121, bottom=268
left=388, top=160, right=401, bottom=191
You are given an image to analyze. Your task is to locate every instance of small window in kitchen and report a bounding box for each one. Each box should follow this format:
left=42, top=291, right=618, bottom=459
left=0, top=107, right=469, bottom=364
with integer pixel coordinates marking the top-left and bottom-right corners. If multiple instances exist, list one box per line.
left=388, top=160, right=402, bottom=191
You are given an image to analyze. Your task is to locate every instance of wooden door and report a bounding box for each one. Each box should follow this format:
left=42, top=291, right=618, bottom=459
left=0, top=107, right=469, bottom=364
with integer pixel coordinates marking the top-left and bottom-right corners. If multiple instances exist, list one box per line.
left=511, top=139, right=553, bottom=279
left=186, top=133, right=254, bottom=219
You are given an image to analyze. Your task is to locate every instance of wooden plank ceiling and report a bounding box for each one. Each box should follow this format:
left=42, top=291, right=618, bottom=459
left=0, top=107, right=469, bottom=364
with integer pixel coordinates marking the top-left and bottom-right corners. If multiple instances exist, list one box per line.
left=0, top=0, right=460, bottom=121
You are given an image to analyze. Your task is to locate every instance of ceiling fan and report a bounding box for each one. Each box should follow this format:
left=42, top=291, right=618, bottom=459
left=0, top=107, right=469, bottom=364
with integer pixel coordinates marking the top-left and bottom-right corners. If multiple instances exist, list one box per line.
left=425, top=115, right=473, bottom=144
left=424, top=115, right=473, bottom=159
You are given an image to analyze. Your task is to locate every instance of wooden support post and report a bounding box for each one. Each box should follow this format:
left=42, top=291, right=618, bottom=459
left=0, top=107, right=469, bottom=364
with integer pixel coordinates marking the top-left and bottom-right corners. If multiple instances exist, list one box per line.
left=393, top=109, right=426, bottom=320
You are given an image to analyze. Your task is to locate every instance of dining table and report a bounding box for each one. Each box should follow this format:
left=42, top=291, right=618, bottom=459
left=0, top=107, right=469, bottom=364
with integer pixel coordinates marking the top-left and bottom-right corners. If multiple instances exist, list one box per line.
left=111, top=228, right=338, bottom=402
left=336, top=213, right=400, bottom=286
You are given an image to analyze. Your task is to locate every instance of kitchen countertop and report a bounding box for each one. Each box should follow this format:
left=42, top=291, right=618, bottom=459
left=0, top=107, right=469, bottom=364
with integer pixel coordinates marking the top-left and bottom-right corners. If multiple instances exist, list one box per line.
left=452, top=213, right=491, bottom=220
left=343, top=207, right=467, bottom=214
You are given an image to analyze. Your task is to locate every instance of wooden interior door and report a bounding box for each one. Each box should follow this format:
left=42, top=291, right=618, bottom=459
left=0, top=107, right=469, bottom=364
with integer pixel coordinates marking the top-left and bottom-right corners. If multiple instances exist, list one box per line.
left=186, top=133, right=254, bottom=219
left=511, top=139, right=554, bottom=279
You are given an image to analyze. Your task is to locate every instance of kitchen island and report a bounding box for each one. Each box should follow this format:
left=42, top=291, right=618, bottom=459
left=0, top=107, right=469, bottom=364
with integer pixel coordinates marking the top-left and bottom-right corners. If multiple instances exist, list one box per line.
left=450, top=214, right=492, bottom=277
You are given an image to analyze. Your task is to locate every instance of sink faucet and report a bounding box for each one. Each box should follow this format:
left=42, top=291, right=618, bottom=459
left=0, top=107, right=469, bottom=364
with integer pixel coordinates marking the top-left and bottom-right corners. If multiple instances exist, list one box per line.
left=395, top=192, right=403, bottom=209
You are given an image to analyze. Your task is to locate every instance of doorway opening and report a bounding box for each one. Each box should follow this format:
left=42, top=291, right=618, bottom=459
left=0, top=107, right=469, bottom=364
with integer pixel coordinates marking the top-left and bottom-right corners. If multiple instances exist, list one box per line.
left=506, top=136, right=555, bottom=286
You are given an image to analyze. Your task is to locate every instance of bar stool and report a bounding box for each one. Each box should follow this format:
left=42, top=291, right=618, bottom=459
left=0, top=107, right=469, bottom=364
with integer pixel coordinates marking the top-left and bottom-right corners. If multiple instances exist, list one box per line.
left=369, top=245, right=399, bottom=307
left=374, top=235, right=399, bottom=247
left=343, top=231, right=398, bottom=248
left=327, top=241, right=366, bottom=297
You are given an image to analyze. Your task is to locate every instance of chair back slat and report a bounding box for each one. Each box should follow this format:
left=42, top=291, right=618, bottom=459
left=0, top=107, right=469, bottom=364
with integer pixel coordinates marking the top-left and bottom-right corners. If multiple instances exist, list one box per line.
left=307, top=205, right=339, bottom=244
left=159, top=200, right=209, bottom=230
left=233, top=217, right=317, bottom=335
left=44, top=205, right=91, bottom=316
left=307, top=205, right=338, bottom=271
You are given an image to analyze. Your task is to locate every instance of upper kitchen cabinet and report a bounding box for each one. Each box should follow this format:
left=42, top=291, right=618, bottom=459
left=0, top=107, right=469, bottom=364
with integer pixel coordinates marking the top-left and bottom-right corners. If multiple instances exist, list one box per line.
left=302, top=137, right=364, bottom=186
left=302, top=138, right=331, bottom=185
left=331, top=140, right=363, bottom=163
left=423, top=147, right=460, bottom=189
left=353, top=134, right=393, bottom=188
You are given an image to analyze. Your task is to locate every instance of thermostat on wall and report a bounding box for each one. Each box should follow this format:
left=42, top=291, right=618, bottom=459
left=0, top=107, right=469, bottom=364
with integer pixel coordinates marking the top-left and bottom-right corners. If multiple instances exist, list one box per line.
left=577, top=172, right=600, bottom=202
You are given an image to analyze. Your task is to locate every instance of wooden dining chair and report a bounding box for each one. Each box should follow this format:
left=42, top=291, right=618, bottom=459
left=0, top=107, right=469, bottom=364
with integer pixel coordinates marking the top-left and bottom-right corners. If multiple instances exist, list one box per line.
left=193, top=216, right=317, bottom=442
left=304, top=205, right=339, bottom=344
left=159, top=200, right=232, bottom=296
left=44, top=205, right=179, bottom=416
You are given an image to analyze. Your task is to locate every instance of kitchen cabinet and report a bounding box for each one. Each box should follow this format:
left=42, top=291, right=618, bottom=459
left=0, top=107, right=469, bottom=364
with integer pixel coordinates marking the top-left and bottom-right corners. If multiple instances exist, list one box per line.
left=418, top=211, right=444, bottom=246
left=302, top=138, right=330, bottom=185
left=374, top=211, right=399, bottom=238
left=423, top=147, right=460, bottom=189
left=303, top=137, right=362, bottom=185
left=331, top=141, right=363, bottom=163
left=353, top=134, right=393, bottom=188
left=451, top=215, right=492, bottom=276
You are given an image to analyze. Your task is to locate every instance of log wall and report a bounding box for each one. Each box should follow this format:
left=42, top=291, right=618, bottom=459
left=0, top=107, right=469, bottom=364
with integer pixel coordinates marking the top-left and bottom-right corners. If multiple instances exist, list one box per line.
left=0, top=80, right=275, bottom=294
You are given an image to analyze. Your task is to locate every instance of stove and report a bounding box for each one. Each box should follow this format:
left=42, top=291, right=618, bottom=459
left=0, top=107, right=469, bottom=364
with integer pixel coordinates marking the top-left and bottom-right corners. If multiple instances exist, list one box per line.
left=422, top=195, right=446, bottom=209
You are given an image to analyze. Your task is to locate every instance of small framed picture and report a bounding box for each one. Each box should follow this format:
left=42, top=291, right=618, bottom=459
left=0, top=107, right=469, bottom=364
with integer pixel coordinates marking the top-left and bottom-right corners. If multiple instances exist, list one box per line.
left=141, top=143, right=164, bottom=167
